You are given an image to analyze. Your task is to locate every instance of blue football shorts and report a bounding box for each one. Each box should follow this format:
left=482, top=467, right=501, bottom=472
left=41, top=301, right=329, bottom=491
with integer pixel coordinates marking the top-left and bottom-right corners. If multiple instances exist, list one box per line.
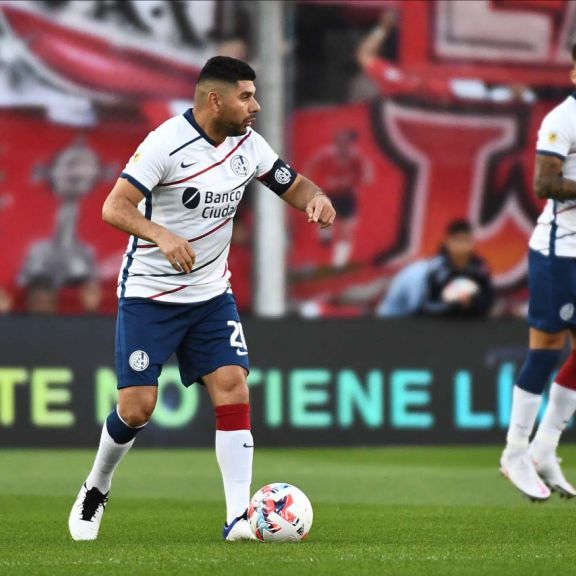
left=115, top=290, right=249, bottom=388
left=528, top=249, right=576, bottom=333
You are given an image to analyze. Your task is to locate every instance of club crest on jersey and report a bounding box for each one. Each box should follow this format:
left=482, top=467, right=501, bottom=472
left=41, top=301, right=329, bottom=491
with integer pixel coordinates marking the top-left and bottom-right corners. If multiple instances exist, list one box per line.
left=182, top=187, right=201, bottom=209
left=129, top=350, right=149, bottom=372
left=231, top=155, right=250, bottom=176
left=275, top=166, right=292, bottom=184
left=560, top=303, right=574, bottom=322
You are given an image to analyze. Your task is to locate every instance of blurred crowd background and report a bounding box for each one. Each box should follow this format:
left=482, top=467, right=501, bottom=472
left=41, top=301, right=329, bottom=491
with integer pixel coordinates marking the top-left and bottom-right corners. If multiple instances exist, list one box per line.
left=0, top=0, right=574, bottom=318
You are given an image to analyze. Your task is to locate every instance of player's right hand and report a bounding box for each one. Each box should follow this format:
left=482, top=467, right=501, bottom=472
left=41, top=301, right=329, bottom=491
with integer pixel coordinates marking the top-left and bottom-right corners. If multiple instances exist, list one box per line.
left=155, top=229, right=196, bottom=273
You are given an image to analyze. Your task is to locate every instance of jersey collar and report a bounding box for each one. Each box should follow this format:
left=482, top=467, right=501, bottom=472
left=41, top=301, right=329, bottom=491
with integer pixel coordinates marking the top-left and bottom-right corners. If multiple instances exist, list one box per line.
left=184, top=108, right=218, bottom=147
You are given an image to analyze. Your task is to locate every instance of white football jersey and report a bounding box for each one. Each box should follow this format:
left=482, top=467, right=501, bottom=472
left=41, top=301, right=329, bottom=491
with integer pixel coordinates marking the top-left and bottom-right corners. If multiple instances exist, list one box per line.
left=530, top=94, right=576, bottom=257
left=118, top=109, right=284, bottom=303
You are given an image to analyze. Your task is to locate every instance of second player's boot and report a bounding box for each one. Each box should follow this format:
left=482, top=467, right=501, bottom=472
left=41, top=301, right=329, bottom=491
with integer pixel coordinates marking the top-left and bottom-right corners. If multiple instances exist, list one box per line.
left=500, top=449, right=551, bottom=501
left=529, top=447, right=576, bottom=498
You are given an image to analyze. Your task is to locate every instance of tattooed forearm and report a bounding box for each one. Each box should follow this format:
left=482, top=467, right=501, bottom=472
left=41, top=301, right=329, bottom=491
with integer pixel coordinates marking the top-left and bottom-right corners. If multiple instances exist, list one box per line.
left=534, top=154, right=576, bottom=201
left=535, top=174, right=576, bottom=201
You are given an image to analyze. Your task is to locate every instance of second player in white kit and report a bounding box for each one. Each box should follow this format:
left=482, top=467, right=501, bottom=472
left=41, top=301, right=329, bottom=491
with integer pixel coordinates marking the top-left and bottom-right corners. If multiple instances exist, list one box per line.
left=502, top=44, right=576, bottom=501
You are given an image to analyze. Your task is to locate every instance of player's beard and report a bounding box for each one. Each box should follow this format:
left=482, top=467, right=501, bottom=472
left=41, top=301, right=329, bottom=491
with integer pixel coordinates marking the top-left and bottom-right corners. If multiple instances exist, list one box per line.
left=229, top=124, right=248, bottom=136
left=220, top=113, right=256, bottom=137
left=218, top=118, right=248, bottom=137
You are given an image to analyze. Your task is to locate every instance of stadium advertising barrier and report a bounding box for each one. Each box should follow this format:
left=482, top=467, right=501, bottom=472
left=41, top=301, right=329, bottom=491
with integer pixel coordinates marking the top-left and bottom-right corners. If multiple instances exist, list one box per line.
left=0, top=316, right=546, bottom=447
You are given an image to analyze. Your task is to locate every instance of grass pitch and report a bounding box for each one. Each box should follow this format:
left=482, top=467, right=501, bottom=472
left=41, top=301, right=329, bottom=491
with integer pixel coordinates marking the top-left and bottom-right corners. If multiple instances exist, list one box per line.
left=1, top=446, right=576, bottom=576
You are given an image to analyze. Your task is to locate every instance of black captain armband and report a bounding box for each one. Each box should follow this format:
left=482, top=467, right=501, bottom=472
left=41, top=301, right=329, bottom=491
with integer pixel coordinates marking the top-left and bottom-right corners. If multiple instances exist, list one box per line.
left=257, top=158, right=298, bottom=195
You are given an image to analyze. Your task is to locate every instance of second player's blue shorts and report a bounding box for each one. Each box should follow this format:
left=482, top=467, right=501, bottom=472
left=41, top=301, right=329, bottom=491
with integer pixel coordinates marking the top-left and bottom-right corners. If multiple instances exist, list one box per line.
left=115, top=290, right=249, bottom=389
left=528, top=249, right=576, bottom=333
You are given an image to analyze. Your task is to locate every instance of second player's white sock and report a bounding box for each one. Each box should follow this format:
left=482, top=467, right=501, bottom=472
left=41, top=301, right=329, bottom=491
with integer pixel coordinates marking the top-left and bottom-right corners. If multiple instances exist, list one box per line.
left=86, top=424, right=135, bottom=493
left=505, top=386, right=542, bottom=453
left=216, top=429, right=254, bottom=524
left=531, top=383, right=576, bottom=459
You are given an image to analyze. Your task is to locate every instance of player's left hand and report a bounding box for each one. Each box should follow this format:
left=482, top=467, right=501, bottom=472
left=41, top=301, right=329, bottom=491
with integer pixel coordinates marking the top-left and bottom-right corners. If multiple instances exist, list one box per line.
left=306, top=193, right=336, bottom=228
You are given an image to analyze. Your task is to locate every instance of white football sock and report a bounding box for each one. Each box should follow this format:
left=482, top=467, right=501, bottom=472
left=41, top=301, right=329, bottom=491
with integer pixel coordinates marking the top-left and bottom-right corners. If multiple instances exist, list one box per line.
left=505, top=386, right=542, bottom=452
left=85, top=424, right=135, bottom=493
left=216, top=429, right=254, bottom=524
left=531, top=383, right=576, bottom=459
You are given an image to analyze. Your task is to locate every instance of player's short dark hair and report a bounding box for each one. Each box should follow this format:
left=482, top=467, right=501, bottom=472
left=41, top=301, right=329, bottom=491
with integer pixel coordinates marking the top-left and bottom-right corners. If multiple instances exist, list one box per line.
left=572, top=43, right=576, bottom=62
left=197, top=56, right=256, bottom=85
left=446, top=219, right=472, bottom=236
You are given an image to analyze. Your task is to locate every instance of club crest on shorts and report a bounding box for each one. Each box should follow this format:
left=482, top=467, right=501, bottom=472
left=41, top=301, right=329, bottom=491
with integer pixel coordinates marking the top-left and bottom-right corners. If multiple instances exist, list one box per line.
left=560, top=303, right=574, bottom=322
left=129, top=350, right=149, bottom=371
left=231, top=155, right=250, bottom=176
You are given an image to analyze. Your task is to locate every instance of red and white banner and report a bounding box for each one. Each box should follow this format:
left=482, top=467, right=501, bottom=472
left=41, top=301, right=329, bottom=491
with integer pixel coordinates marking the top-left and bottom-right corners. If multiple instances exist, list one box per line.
left=287, top=0, right=575, bottom=310
left=400, top=0, right=574, bottom=88
left=0, top=1, right=218, bottom=313
left=289, top=96, right=555, bottom=307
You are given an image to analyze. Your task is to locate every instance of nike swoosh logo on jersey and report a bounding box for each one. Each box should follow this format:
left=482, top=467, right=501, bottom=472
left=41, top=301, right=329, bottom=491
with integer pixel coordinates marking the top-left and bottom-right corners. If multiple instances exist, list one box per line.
left=181, top=161, right=198, bottom=168
left=243, top=443, right=254, bottom=448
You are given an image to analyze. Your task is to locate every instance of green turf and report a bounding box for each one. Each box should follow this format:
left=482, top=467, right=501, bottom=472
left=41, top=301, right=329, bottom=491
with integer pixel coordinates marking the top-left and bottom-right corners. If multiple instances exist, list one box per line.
left=1, top=446, right=576, bottom=575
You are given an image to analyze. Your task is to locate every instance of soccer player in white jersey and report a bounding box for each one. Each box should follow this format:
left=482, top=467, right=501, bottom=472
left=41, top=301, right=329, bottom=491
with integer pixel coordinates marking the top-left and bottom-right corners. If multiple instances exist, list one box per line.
left=68, top=56, right=335, bottom=541
left=501, top=44, right=576, bottom=501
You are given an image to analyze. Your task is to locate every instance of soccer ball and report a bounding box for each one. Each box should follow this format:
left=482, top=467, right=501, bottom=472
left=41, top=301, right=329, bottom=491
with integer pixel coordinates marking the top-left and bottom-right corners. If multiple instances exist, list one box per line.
left=248, top=483, right=313, bottom=542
